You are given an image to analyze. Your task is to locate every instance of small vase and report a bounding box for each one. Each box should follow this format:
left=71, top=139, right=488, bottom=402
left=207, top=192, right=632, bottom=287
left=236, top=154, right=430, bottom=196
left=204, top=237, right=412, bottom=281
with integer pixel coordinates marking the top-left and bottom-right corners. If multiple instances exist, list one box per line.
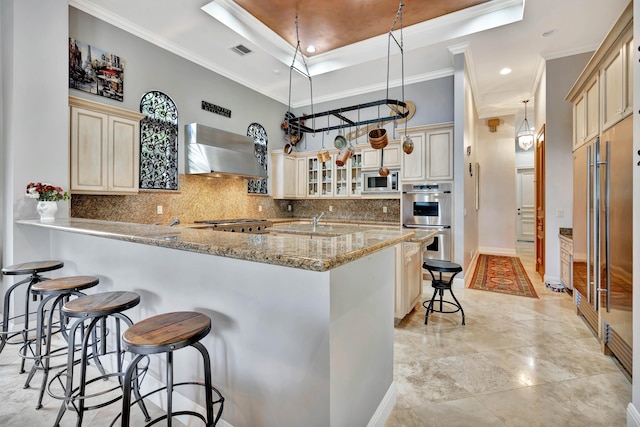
left=36, top=201, right=58, bottom=222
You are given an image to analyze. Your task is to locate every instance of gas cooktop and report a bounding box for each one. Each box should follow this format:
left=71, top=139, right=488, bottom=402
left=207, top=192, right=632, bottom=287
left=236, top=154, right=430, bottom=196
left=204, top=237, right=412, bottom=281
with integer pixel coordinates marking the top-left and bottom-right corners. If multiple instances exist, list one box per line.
left=193, top=219, right=272, bottom=233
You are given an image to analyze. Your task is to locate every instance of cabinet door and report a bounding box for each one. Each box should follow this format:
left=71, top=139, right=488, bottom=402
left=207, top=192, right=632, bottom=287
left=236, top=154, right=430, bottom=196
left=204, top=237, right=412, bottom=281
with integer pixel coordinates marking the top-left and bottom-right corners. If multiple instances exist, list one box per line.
left=350, top=152, right=363, bottom=196
left=361, top=147, right=380, bottom=169
left=602, top=48, right=623, bottom=129
left=426, top=128, right=453, bottom=180
left=320, top=156, right=334, bottom=197
left=624, top=37, right=633, bottom=117
left=307, top=157, right=320, bottom=197
left=295, top=157, right=307, bottom=198
left=70, top=106, right=109, bottom=192
left=585, top=78, right=599, bottom=140
left=401, top=133, right=426, bottom=182
left=281, top=156, right=296, bottom=197
left=270, top=151, right=289, bottom=199
left=574, top=96, right=586, bottom=149
left=382, top=143, right=401, bottom=168
left=109, top=116, right=139, bottom=193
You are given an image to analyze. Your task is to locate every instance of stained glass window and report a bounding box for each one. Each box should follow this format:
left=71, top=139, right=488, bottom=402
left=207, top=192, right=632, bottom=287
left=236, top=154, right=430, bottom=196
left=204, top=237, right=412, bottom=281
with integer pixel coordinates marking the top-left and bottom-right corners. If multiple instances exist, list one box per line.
left=139, top=91, right=179, bottom=190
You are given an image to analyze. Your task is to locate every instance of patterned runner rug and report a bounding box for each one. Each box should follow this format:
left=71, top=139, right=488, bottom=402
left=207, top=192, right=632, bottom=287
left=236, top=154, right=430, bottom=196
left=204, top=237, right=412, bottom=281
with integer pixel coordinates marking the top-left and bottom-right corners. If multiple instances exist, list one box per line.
left=469, top=254, right=538, bottom=298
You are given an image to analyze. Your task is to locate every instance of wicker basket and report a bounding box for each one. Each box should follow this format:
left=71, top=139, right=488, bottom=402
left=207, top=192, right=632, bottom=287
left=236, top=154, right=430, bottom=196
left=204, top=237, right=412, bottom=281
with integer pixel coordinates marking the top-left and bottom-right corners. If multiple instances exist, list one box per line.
left=368, top=128, right=388, bottom=149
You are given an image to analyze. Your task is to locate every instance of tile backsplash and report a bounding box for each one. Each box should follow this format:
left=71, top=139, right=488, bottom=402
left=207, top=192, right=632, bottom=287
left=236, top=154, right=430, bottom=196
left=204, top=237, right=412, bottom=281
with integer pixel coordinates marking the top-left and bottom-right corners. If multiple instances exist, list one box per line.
left=71, top=174, right=400, bottom=224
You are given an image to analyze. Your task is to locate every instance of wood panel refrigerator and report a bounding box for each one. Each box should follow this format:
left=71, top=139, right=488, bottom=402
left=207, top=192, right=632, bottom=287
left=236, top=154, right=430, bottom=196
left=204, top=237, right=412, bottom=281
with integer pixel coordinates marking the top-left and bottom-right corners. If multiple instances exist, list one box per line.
left=572, top=115, right=632, bottom=375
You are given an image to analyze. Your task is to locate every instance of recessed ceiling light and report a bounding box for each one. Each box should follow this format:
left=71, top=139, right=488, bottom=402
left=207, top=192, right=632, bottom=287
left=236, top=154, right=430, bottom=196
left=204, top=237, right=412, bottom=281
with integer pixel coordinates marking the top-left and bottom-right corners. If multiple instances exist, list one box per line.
left=500, top=68, right=512, bottom=75
left=306, top=45, right=316, bottom=53
left=542, top=29, right=557, bottom=38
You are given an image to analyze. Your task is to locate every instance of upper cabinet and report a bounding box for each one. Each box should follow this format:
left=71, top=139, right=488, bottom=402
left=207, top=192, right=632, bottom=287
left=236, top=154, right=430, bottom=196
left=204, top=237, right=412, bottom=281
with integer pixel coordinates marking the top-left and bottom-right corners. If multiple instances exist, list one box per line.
left=398, top=123, right=454, bottom=183
left=69, top=96, right=145, bottom=194
left=360, top=142, right=401, bottom=170
left=567, top=3, right=632, bottom=149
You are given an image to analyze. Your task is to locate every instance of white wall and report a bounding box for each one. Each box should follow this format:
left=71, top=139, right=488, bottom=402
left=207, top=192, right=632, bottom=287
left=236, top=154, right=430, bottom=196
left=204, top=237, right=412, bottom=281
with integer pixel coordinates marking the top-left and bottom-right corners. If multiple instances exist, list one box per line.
left=477, top=116, right=517, bottom=255
left=538, top=53, right=592, bottom=283
left=462, top=62, right=478, bottom=268
left=1, top=0, right=69, bottom=273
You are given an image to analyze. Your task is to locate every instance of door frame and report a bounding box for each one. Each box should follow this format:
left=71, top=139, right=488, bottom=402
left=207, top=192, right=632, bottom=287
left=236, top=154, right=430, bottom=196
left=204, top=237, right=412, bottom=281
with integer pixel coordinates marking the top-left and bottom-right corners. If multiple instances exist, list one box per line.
left=534, top=125, right=546, bottom=277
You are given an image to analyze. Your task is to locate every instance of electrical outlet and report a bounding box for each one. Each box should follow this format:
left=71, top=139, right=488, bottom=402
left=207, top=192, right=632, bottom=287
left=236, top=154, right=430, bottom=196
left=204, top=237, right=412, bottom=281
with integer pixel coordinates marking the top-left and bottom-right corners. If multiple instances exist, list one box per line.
left=329, top=205, right=333, bottom=212
left=382, top=206, right=388, bottom=213
left=287, top=204, right=292, bottom=212
left=156, top=205, right=163, bottom=215
left=556, top=209, right=564, bottom=218
left=258, top=205, right=263, bottom=212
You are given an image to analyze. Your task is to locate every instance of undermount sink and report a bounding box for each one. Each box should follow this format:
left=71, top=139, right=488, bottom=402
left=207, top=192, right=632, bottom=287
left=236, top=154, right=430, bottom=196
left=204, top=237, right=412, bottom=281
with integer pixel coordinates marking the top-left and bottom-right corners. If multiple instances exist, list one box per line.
left=269, top=230, right=340, bottom=239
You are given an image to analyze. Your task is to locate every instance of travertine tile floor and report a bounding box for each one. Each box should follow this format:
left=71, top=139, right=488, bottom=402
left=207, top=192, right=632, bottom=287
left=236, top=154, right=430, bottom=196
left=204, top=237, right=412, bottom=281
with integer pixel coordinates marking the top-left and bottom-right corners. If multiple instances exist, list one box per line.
left=0, top=243, right=631, bottom=426
left=386, top=242, right=631, bottom=426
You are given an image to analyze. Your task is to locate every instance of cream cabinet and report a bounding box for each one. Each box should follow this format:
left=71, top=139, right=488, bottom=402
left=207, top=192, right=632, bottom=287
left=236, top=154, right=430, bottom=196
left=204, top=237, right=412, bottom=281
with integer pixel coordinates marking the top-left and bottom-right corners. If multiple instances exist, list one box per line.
left=568, top=7, right=632, bottom=149
left=306, top=155, right=334, bottom=198
left=69, top=96, right=144, bottom=194
left=559, top=234, right=573, bottom=289
left=601, top=35, right=634, bottom=131
left=394, top=242, right=423, bottom=321
left=271, top=151, right=297, bottom=199
left=399, top=123, right=454, bottom=183
left=295, top=157, right=307, bottom=198
left=360, top=142, right=401, bottom=170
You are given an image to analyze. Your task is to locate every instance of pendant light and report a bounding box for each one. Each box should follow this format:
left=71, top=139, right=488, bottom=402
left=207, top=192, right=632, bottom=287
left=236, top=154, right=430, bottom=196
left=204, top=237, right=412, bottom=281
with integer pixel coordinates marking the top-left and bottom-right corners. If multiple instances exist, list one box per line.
left=517, top=100, right=534, bottom=151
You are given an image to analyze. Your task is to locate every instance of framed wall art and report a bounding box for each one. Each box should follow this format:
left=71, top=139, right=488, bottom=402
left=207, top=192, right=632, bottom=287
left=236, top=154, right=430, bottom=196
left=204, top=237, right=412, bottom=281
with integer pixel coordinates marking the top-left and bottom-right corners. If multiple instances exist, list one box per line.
left=69, top=38, right=125, bottom=101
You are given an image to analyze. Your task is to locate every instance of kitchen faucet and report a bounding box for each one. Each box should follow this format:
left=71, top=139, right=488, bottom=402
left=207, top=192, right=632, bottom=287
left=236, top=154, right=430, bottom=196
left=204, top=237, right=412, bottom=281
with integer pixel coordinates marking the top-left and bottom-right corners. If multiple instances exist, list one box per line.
left=168, top=217, right=181, bottom=227
left=312, top=212, right=325, bottom=230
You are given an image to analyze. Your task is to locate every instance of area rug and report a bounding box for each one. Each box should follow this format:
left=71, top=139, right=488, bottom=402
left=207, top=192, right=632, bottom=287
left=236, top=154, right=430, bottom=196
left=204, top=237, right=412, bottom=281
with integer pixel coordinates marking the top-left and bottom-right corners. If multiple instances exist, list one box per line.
left=469, top=254, right=538, bottom=298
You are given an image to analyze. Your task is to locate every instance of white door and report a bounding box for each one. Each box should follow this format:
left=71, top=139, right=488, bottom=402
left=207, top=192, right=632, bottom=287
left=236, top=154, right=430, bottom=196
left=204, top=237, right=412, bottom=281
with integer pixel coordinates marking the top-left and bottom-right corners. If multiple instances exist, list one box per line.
left=516, top=168, right=535, bottom=242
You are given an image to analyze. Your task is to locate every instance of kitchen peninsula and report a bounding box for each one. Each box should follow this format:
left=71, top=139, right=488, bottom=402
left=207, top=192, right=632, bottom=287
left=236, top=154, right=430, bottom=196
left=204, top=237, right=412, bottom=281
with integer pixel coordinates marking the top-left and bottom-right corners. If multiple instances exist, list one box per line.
left=17, top=218, right=432, bottom=427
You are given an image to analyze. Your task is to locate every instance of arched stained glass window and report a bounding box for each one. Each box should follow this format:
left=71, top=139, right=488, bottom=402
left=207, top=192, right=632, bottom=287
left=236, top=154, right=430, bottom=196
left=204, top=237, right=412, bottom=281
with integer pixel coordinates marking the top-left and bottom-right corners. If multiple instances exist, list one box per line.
left=139, top=91, right=179, bottom=190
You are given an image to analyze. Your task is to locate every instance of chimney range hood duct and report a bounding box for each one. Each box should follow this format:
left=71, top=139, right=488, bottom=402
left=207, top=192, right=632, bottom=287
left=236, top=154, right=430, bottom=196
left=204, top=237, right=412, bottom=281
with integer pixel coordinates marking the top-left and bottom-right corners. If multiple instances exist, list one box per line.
left=185, top=123, right=267, bottom=179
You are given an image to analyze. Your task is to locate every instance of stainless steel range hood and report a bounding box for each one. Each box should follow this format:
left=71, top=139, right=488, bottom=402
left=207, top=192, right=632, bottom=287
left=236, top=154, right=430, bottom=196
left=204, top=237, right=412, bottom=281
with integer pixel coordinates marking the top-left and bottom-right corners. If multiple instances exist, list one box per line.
left=185, top=123, right=267, bottom=179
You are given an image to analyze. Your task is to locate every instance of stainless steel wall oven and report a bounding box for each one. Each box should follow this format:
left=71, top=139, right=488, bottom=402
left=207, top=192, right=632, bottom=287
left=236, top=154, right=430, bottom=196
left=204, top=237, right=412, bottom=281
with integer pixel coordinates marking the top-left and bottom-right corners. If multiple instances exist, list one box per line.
left=402, top=182, right=452, bottom=261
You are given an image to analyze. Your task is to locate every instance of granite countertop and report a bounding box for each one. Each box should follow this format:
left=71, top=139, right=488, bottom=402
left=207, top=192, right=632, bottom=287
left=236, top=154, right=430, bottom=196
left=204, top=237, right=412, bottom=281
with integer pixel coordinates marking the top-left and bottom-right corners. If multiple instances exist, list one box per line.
left=559, top=227, right=573, bottom=239
left=17, top=218, right=430, bottom=272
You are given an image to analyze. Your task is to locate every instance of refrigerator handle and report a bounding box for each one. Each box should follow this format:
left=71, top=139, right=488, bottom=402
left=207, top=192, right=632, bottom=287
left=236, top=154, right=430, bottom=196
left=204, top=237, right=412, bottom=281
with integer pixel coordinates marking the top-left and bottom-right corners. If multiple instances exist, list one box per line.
left=586, top=145, right=592, bottom=304
left=604, top=140, right=611, bottom=312
left=593, top=137, right=600, bottom=312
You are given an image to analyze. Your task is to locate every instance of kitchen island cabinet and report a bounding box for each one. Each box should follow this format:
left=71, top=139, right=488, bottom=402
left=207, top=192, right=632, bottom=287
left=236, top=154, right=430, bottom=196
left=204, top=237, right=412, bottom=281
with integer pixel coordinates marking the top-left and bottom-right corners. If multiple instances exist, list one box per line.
left=16, top=218, right=426, bottom=427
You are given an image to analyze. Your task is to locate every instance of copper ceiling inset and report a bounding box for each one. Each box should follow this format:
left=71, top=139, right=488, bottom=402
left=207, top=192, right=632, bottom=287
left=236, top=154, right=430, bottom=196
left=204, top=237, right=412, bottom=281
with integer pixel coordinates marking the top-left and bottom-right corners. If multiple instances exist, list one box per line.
left=234, top=0, right=491, bottom=55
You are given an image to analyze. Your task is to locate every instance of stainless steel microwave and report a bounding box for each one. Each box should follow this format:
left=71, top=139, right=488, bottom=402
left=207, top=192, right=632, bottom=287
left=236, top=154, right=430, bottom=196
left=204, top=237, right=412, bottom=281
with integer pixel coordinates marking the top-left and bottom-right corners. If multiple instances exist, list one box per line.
left=362, top=170, right=399, bottom=194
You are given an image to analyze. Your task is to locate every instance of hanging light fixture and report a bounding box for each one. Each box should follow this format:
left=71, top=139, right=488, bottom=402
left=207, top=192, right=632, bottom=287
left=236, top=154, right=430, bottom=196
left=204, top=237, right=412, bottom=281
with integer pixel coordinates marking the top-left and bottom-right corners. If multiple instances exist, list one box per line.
left=517, top=100, right=534, bottom=151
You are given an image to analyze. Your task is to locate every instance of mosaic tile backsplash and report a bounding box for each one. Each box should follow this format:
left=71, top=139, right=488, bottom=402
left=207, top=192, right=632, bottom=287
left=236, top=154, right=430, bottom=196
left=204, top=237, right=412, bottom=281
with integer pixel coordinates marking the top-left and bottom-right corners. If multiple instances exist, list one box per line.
left=71, top=174, right=400, bottom=224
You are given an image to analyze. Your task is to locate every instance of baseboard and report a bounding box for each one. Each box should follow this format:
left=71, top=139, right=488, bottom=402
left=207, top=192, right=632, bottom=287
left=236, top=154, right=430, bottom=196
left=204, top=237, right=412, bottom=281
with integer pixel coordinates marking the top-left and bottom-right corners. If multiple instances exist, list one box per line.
left=464, top=251, right=480, bottom=289
left=628, top=402, right=640, bottom=427
left=477, top=247, right=518, bottom=256
left=543, top=274, right=562, bottom=285
left=367, top=381, right=397, bottom=427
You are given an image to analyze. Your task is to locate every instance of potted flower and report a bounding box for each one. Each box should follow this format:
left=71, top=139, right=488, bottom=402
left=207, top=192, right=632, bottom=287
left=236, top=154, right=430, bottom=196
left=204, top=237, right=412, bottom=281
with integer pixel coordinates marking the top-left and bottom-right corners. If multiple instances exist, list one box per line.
left=26, top=182, right=70, bottom=222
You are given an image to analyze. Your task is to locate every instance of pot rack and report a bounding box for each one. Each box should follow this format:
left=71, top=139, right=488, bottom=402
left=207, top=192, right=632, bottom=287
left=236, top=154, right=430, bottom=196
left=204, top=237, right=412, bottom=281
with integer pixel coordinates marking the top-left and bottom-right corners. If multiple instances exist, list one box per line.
left=285, top=1, right=409, bottom=136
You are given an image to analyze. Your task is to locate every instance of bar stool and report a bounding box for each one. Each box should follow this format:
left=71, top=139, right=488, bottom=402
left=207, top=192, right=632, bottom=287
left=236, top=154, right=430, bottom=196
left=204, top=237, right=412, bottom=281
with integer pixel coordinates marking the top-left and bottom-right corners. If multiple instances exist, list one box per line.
left=21, top=275, right=100, bottom=409
left=49, top=291, right=150, bottom=426
left=1, top=260, right=64, bottom=373
left=118, top=311, right=225, bottom=427
left=422, top=259, right=465, bottom=325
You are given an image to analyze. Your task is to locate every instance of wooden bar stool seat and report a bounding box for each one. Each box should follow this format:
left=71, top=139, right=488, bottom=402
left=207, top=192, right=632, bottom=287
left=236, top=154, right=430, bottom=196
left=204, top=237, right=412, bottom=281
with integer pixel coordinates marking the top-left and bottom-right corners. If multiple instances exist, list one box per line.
left=1, top=260, right=64, bottom=373
left=118, top=311, right=225, bottom=427
left=422, top=259, right=465, bottom=325
left=48, top=291, right=150, bottom=426
left=22, top=275, right=100, bottom=409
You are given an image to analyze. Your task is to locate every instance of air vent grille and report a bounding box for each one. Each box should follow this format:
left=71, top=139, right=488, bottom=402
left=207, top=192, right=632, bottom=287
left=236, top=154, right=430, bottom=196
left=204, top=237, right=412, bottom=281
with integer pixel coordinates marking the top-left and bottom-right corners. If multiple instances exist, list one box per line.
left=231, top=44, right=252, bottom=56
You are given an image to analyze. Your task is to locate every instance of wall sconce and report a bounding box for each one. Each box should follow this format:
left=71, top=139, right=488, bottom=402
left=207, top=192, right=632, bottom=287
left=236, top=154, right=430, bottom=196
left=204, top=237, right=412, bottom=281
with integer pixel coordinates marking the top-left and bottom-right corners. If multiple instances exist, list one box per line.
left=487, top=118, right=500, bottom=132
